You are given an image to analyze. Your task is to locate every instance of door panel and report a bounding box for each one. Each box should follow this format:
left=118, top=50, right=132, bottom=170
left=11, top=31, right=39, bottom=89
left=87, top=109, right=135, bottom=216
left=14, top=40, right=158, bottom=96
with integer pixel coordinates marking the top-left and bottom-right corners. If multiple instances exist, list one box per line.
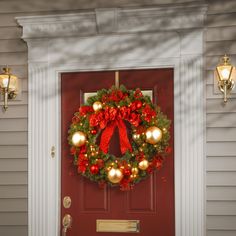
left=61, top=69, right=174, bottom=236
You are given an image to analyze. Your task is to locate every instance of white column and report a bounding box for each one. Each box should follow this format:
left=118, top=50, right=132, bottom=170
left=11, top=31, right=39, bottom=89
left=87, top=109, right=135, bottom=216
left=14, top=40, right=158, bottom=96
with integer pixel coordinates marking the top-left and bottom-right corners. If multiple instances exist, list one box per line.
left=179, top=56, right=205, bottom=236
left=28, top=62, right=50, bottom=236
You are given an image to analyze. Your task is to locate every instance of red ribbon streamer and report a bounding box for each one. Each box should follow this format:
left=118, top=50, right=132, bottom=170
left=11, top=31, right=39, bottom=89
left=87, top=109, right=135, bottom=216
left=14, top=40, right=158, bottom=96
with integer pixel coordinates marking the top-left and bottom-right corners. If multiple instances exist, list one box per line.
left=100, top=119, right=132, bottom=154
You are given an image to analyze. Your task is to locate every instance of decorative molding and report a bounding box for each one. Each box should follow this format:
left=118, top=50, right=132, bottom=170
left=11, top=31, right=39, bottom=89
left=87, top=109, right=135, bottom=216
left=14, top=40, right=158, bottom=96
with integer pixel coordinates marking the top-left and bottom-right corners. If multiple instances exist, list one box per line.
left=95, top=8, right=118, bottom=33
left=17, top=3, right=207, bottom=236
left=16, top=4, right=207, bottom=39
left=17, top=13, right=97, bottom=39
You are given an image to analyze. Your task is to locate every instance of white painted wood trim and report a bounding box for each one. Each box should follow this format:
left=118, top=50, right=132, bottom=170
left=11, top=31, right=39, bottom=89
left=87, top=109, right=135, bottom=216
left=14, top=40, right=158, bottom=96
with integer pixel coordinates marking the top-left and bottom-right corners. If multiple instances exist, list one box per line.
left=17, top=4, right=207, bottom=236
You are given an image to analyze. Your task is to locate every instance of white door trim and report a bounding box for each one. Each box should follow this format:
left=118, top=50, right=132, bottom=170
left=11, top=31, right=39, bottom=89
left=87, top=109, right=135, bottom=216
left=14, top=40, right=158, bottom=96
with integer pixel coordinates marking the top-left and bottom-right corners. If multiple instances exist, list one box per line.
left=17, top=3, right=207, bottom=236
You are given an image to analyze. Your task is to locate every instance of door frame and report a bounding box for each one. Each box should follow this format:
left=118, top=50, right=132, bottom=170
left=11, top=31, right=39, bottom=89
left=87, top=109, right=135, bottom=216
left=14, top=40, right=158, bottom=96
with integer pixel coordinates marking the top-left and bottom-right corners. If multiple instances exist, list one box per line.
left=17, top=4, right=207, bottom=236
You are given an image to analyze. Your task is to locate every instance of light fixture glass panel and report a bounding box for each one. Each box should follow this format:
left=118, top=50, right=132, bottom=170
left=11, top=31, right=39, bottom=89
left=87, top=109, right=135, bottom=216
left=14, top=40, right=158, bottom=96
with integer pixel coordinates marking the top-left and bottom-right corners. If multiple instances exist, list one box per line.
left=2, top=78, right=9, bottom=88
left=216, top=65, right=233, bottom=81
left=0, top=71, right=18, bottom=90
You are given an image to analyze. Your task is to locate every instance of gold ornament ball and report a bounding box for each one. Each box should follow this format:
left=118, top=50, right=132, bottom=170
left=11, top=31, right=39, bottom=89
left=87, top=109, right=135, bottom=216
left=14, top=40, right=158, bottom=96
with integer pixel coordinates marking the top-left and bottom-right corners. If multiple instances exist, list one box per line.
left=107, top=168, right=124, bottom=184
left=138, top=159, right=149, bottom=170
left=131, top=167, right=139, bottom=175
left=132, top=133, right=140, bottom=141
left=92, top=101, right=103, bottom=112
left=130, top=174, right=138, bottom=180
left=145, top=126, right=162, bottom=144
left=72, top=131, right=86, bottom=147
left=162, top=127, right=167, bottom=133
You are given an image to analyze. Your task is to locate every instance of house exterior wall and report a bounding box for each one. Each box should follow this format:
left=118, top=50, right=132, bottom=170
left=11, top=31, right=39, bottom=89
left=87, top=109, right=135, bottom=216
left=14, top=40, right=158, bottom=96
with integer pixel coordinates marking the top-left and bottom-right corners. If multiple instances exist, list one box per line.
left=206, top=1, right=236, bottom=235
left=0, top=0, right=235, bottom=236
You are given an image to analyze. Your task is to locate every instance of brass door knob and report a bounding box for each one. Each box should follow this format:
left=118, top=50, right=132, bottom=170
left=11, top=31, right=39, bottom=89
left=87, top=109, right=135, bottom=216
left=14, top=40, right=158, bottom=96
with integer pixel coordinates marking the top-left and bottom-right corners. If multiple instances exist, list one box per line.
left=62, top=214, right=72, bottom=236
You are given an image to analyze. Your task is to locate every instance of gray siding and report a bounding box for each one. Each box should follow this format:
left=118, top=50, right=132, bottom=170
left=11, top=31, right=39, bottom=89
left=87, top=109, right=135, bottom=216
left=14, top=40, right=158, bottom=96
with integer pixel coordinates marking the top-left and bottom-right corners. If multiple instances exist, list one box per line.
left=0, top=0, right=235, bottom=236
left=206, top=1, right=236, bottom=235
left=0, top=2, right=28, bottom=236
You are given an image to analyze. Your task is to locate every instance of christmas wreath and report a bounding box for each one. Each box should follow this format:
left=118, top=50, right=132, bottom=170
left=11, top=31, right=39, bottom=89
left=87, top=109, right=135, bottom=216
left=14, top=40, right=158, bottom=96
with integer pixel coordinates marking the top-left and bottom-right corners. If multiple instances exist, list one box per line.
left=68, top=85, right=171, bottom=190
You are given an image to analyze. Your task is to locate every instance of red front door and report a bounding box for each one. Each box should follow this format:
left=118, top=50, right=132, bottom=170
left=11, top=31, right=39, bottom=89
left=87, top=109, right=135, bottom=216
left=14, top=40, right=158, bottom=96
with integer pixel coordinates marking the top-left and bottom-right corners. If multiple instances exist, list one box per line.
left=61, top=69, right=174, bottom=236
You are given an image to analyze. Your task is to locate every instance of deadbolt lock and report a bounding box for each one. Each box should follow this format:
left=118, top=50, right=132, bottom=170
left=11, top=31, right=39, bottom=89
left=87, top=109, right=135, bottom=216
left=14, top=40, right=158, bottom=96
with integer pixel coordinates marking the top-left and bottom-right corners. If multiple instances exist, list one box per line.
left=63, top=196, right=72, bottom=209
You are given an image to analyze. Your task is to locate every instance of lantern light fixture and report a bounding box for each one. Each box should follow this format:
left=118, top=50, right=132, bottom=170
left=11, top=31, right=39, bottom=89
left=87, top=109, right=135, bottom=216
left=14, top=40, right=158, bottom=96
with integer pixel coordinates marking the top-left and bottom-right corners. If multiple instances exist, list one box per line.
left=215, top=55, right=235, bottom=103
left=0, top=66, right=19, bottom=111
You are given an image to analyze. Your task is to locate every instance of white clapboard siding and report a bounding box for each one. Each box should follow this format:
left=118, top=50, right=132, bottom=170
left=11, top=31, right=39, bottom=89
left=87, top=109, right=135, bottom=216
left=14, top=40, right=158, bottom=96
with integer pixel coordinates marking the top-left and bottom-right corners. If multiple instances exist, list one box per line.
left=0, top=198, right=27, bottom=212
left=206, top=0, right=236, bottom=234
left=0, top=145, right=27, bottom=159
left=0, top=132, right=27, bottom=145
left=0, top=185, right=27, bottom=198
left=0, top=118, right=27, bottom=131
left=0, top=105, right=27, bottom=118
left=206, top=70, right=214, bottom=85
left=207, top=113, right=236, bottom=127
left=0, top=12, right=59, bottom=27
left=208, top=0, right=236, bottom=14
left=207, top=172, right=236, bottom=186
left=0, top=212, right=27, bottom=225
left=207, top=201, right=236, bottom=215
left=207, top=157, right=236, bottom=171
left=207, top=26, right=236, bottom=42
left=0, top=159, right=27, bottom=172
left=207, top=128, right=236, bottom=142
left=0, top=39, right=27, bottom=53
left=21, top=78, right=28, bottom=92
left=207, top=215, right=236, bottom=230
left=0, top=172, right=27, bottom=185
left=0, top=226, right=27, bottom=236
left=207, top=99, right=236, bottom=113
left=0, top=26, right=22, bottom=39
left=207, top=186, right=236, bottom=201
left=207, top=12, right=236, bottom=27
left=0, top=52, right=27, bottom=65
left=206, top=41, right=236, bottom=56
left=207, top=230, right=236, bottom=236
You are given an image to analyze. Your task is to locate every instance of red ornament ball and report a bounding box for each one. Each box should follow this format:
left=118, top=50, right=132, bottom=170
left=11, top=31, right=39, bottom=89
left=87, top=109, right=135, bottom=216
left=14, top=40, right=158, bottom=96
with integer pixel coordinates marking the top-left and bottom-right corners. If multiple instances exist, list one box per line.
left=90, top=129, right=97, bottom=135
left=136, top=100, right=143, bottom=109
left=96, top=159, right=104, bottom=168
left=123, top=168, right=132, bottom=176
left=90, top=164, right=99, bottom=174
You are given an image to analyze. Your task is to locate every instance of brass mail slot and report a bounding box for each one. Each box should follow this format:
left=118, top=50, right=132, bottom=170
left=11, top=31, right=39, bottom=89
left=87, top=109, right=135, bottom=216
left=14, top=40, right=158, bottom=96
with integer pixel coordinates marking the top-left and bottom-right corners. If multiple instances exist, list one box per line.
left=96, top=219, right=140, bottom=233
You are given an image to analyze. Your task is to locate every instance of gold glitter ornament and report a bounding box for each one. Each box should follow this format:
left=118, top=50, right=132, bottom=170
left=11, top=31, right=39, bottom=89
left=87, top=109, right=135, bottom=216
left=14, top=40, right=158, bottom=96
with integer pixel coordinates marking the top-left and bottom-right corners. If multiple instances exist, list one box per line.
left=92, top=101, right=103, bottom=112
left=138, top=159, right=149, bottom=170
left=107, top=168, right=123, bottom=183
left=145, top=126, right=162, bottom=144
left=71, top=131, right=86, bottom=147
left=131, top=167, right=139, bottom=175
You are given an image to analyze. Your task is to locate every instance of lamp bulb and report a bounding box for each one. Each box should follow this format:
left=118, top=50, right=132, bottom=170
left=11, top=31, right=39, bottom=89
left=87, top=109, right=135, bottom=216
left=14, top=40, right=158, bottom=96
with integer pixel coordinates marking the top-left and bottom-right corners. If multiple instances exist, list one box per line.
left=221, top=68, right=230, bottom=80
left=2, top=78, right=9, bottom=88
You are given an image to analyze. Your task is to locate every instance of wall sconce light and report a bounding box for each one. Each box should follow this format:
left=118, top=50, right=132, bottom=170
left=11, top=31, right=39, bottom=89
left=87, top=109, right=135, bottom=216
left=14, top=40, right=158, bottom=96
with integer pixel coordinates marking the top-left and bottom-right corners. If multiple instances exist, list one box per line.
left=215, top=55, right=235, bottom=103
left=0, top=66, right=19, bottom=111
